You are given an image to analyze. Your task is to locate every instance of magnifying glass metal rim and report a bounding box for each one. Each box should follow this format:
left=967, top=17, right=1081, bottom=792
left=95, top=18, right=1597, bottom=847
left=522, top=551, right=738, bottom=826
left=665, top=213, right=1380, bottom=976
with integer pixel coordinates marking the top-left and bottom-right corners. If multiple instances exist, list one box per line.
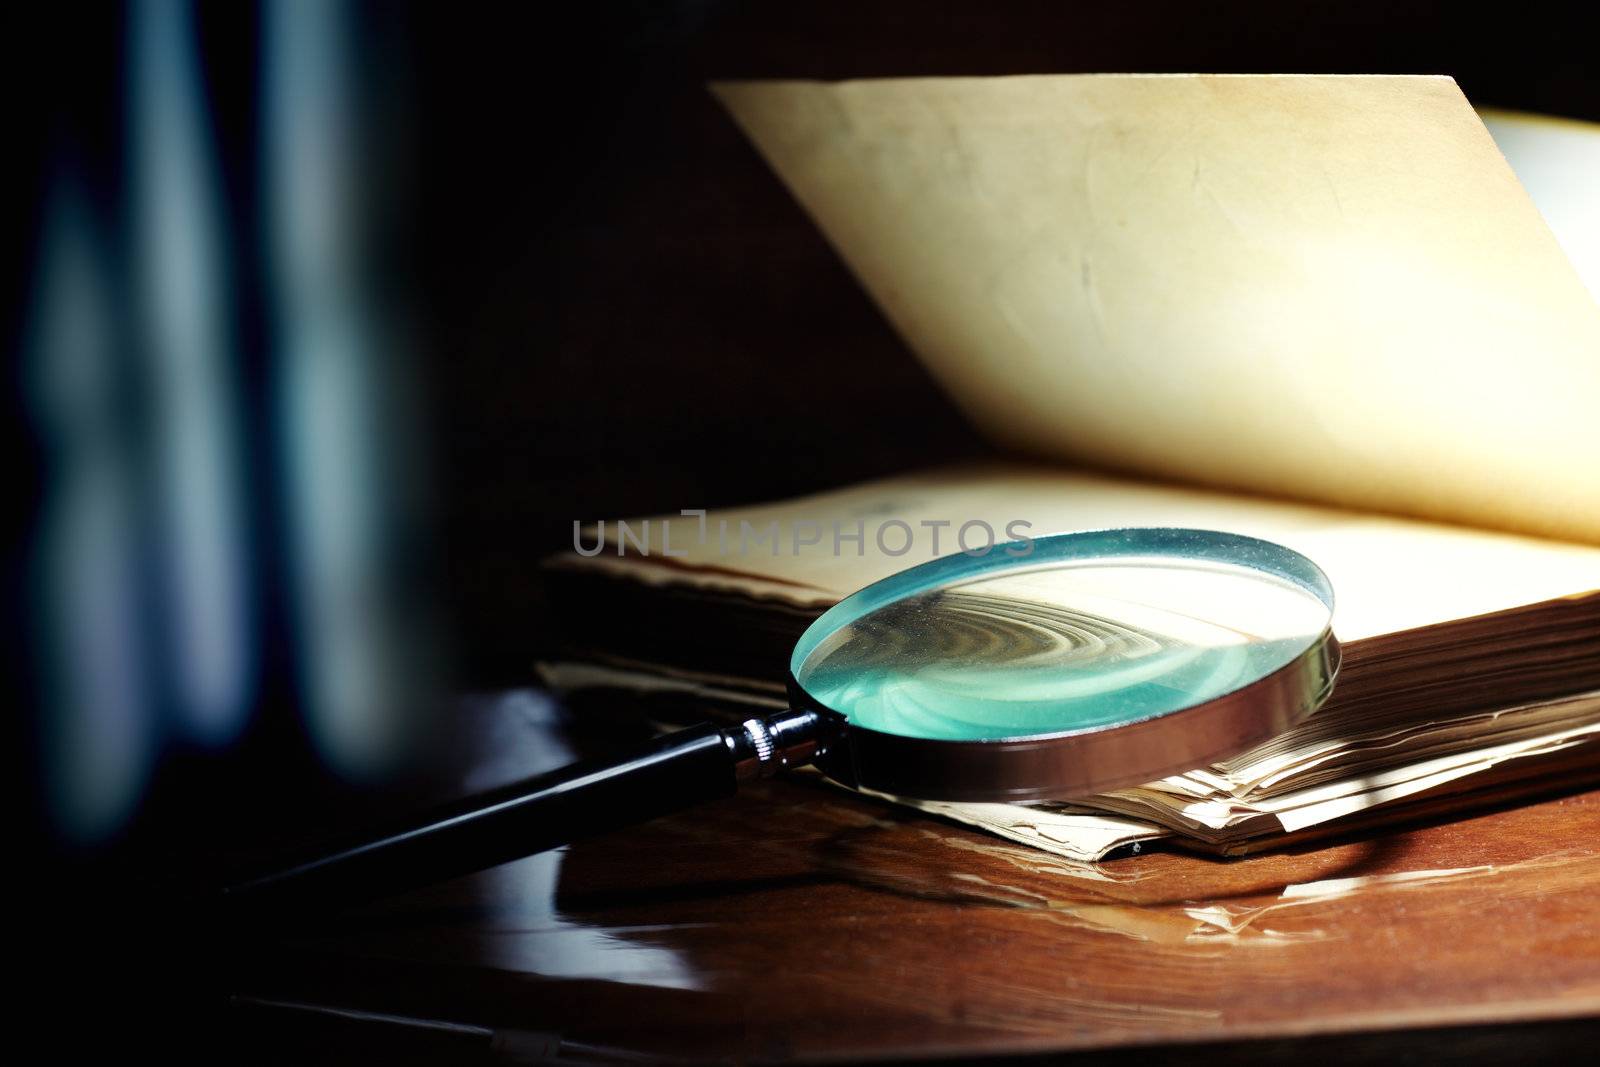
left=789, top=527, right=1341, bottom=802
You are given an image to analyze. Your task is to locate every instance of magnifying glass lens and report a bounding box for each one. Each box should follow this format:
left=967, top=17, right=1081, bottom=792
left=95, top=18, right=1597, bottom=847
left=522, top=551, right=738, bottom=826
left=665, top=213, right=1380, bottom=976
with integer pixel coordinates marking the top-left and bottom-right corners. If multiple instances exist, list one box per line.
left=793, top=535, right=1334, bottom=744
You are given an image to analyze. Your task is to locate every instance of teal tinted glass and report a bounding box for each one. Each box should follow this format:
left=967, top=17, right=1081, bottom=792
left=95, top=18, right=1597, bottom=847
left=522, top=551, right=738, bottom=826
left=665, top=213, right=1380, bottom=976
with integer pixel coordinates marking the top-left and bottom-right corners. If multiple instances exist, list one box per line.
left=790, top=529, right=1333, bottom=742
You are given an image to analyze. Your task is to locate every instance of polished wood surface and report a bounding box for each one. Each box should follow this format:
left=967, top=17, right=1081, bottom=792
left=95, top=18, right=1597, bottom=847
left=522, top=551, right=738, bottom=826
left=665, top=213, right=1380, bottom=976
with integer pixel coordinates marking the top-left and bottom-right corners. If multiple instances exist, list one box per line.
left=228, top=691, right=1600, bottom=1063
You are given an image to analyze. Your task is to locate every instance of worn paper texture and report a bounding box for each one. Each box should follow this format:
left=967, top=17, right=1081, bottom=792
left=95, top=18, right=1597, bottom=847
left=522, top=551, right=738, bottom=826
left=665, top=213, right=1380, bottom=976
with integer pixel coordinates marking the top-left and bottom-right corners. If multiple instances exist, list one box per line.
left=713, top=75, right=1600, bottom=543
left=576, top=463, right=1600, bottom=642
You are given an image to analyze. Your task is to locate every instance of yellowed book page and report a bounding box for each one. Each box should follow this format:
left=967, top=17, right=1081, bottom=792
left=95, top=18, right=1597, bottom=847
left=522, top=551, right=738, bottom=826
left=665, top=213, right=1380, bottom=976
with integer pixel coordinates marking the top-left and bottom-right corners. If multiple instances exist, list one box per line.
left=571, top=463, right=1600, bottom=642
left=712, top=75, right=1600, bottom=544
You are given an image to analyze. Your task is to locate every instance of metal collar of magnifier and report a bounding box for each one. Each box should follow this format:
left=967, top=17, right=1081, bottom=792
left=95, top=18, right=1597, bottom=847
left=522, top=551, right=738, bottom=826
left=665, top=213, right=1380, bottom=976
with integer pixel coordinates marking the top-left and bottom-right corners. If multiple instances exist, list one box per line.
left=782, top=528, right=1342, bottom=803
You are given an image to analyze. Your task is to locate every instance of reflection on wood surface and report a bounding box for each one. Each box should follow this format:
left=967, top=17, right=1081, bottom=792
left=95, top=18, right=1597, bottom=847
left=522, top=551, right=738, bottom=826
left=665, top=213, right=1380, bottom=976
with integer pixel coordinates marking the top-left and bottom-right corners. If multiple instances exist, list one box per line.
left=242, top=692, right=1600, bottom=1063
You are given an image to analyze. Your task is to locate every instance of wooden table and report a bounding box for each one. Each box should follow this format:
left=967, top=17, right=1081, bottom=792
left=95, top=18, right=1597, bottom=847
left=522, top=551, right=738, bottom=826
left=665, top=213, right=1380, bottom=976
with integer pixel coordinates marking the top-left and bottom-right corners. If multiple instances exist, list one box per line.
left=222, top=690, right=1600, bottom=1064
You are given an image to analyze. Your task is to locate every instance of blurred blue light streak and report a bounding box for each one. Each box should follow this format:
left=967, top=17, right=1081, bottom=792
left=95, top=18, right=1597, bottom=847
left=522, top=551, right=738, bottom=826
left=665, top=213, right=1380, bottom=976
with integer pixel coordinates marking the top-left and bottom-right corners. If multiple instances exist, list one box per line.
left=130, top=0, right=255, bottom=746
left=265, top=0, right=424, bottom=775
left=25, top=179, right=155, bottom=844
left=23, top=0, right=438, bottom=842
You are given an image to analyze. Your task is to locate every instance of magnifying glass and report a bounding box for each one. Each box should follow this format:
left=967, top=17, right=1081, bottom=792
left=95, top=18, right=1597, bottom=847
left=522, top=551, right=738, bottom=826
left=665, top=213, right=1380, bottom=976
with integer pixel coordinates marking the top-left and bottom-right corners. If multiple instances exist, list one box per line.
left=228, top=528, right=1338, bottom=912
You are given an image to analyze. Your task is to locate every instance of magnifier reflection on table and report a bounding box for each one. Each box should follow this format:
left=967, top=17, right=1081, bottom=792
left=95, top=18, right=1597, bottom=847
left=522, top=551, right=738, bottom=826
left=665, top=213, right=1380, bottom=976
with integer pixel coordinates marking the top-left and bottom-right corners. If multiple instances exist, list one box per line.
left=227, top=528, right=1338, bottom=913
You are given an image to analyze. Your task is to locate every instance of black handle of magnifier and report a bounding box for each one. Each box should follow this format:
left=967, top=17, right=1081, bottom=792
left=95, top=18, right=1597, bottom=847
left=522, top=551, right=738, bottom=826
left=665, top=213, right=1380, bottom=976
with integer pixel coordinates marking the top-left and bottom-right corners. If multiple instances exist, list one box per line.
left=222, top=709, right=823, bottom=916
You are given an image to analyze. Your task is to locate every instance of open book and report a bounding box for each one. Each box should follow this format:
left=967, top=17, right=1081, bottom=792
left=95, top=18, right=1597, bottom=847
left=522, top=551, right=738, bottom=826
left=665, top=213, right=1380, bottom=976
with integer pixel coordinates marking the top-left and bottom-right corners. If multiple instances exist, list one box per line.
left=542, top=76, right=1600, bottom=859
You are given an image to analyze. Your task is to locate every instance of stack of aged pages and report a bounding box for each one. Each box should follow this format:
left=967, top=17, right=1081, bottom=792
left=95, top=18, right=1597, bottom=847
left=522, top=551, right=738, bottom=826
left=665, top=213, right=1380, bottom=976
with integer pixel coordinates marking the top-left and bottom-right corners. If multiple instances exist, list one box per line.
left=541, top=465, right=1600, bottom=859
left=540, top=76, right=1600, bottom=860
